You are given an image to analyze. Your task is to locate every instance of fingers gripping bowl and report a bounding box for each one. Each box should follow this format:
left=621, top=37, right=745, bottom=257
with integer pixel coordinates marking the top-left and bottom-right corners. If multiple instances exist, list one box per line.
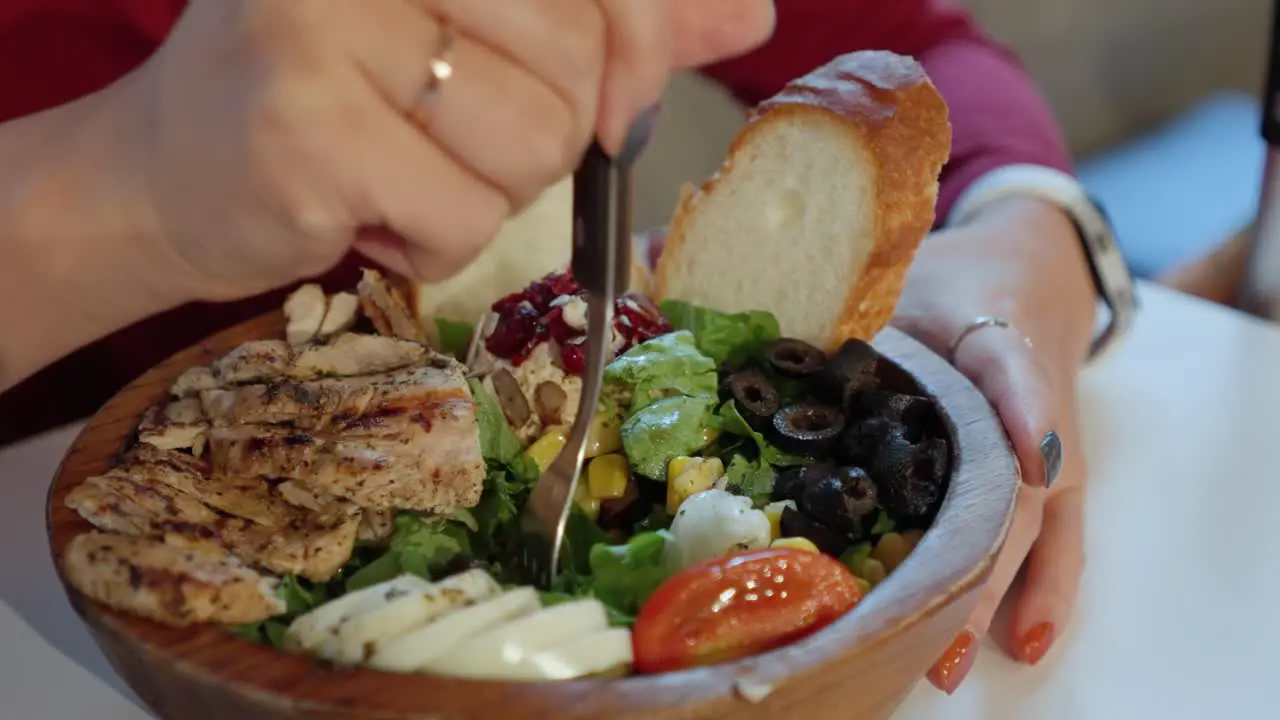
left=46, top=51, right=1017, bottom=720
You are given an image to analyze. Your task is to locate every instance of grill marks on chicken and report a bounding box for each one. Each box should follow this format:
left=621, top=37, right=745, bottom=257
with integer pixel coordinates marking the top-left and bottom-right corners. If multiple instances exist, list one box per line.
left=62, top=270, right=489, bottom=626
left=62, top=532, right=286, bottom=627
left=66, top=465, right=360, bottom=582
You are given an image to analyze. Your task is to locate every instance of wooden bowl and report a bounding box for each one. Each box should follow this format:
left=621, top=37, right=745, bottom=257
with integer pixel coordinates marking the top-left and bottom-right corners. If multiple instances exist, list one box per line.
left=46, top=312, right=1018, bottom=720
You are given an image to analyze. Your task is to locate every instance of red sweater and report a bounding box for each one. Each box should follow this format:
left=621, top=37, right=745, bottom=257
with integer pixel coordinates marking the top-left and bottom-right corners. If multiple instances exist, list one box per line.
left=0, top=0, right=1072, bottom=445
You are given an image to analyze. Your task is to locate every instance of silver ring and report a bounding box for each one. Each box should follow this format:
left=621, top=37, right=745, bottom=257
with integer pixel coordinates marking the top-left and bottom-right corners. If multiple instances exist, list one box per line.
left=948, top=316, right=1033, bottom=362
left=418, top=25, right=456, bottom=106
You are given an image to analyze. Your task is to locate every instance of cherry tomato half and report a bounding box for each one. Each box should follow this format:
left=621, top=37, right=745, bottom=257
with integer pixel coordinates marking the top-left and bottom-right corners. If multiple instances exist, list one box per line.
left=631, top=547, right=863, bottom=673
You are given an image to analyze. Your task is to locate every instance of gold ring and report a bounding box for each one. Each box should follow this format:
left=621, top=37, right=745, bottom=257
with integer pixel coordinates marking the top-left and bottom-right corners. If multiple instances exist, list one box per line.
left=948, top=316, right=1033, bottom=362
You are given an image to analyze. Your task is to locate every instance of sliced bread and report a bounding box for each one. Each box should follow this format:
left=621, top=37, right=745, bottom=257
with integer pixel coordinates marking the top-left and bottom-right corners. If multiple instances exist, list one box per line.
left=652, top=50, right=952, bottom=351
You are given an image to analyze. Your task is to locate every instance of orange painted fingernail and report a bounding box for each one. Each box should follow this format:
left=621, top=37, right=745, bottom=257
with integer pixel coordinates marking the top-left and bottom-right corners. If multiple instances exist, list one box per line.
left=927, top=630, right=978, bottom=695
left=1019, top=622, right=1055, bottom=666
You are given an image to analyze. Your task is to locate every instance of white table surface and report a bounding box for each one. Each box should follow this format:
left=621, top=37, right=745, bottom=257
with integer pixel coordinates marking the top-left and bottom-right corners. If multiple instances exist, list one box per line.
left=4, top=281, right=1279, bottom=719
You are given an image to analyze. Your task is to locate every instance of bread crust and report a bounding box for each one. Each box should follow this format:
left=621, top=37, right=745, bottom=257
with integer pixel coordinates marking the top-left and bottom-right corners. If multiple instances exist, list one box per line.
left=654, top=50, right=952, bottom=349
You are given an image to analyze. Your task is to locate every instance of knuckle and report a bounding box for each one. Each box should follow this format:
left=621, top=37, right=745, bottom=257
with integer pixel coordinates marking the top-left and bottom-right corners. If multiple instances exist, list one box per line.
left=502, top=97, right=580, bottom=209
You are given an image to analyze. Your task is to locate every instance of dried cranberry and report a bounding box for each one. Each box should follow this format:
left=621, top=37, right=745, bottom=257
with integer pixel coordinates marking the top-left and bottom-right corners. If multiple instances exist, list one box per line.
left=545, top=271, right=582, bottom=297
left=614, top=295, right=671, bottom=346
left=561, top=338, right=587, bottom=375
left=491, top=291, right=526, bottom=316
left=510, top=322, right=549, bottom=366
left=543, top=305, right=583, bottom=346
left=485, top=304, right=540, bottom=358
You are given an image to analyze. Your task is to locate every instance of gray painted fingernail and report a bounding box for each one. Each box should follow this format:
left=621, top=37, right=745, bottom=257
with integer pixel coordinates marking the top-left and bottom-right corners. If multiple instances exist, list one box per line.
left=618, top=104, right=660, bottom=168
left=1040, top=431, right=1062, bottom=488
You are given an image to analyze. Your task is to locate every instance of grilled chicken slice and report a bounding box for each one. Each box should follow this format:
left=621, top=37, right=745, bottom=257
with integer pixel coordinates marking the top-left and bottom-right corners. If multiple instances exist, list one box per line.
left=358, top=268, right=428, bottom=343
left=170, top=366, right=217, bottom=399
left=212, top=340, right=295, bottom=385
left=290, top=333, right=431, bottom=380
left=319, top=292, right=360, bottom=338
left=284, top=283, right=328, bottom=346
left=62, top=531, right=285, bottom=626
left=121, top=444, right=354, bottom=528
left=138, top=398, right=209, bottom=454
left=200, top=360, right=469, bottom=433
left=66, top=471, right=359, bottom=581
left=206, top=406, right=485, bottom=513
left=357, top=509, right=396, bottom=543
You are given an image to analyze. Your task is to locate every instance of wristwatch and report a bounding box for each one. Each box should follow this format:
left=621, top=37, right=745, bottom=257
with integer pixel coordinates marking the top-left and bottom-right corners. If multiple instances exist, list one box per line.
left=946, top=163, right=1137, bottom=363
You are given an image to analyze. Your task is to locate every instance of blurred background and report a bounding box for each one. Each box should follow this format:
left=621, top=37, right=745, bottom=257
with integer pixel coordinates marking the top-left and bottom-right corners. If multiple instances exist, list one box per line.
left=633, top=0, right=1270, bottom=304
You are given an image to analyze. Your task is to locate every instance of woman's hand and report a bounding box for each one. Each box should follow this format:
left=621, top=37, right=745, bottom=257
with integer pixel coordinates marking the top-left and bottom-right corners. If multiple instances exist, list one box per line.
left=643, top=195, right=1093, bottom=692
left=889, top=196, right=1096, bottom=694
left=119, top=0, right=776, bottom=303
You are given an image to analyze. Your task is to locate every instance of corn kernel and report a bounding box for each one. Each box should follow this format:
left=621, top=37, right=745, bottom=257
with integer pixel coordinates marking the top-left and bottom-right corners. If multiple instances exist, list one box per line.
left=763, top=500, right=796, bottom=540
left=859, top=557, right=887, bottom=587
left=770, top=536, right=820, bottom=553
left=574, top=480, right=601, bottom=521
left=871, top=533, right=911, bottom=573
left=584, top=413, right=623, bottom=458
left=699, top=427, right=720, bottom=448
left=665, top=456, right=725, bottom=514
left=587, top=454, right=631, bottom=499
left=668, top=456, right=696, bottom=480
left=524, top=429, right=568, bottom=472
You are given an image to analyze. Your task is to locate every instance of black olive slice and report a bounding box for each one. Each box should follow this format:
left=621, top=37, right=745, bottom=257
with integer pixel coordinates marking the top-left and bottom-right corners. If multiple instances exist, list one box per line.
left=799, top=466, right=879, bottom=539
left=850, top=390, right=939, bottom=442
left=779, top=506, right=852, bottom=556
left=725, top=369, right=781, bottom=431
left=811, top=339, right=879, bottom=408
left=835, top=416, right=901, bottom=467
left=870, top=433, right=949, bottom=523
left=772, top=466, right=806, bottom=502
left=772, top=403, right=846, bottom=457
left=765, top=338, right=828, bottom=377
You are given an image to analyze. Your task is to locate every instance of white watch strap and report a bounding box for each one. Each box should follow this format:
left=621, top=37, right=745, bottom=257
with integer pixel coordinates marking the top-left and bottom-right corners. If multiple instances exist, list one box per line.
left=946, top=164, right=1089, bottom=228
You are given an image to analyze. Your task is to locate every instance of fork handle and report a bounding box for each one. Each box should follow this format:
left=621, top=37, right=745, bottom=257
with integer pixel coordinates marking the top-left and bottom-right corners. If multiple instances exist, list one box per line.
left=572, top=142, right=632, bottom=296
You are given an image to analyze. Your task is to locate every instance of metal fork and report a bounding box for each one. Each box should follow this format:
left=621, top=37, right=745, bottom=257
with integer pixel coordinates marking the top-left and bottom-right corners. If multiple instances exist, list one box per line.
left=514, top=127, right=648, bottom=588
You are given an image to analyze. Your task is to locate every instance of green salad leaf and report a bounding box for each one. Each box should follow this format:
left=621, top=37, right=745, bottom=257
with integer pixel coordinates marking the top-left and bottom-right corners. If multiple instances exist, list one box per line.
left=621, top=395, right=718, bottom=480
left=343, top=513, right=473, bottom=591
left=716, top=400, right=811, bottom=467
left=225, top=573, right=328, bottom=648
left=604, top=330, right=718, bottom=412
left=658, top=300, right=780, bottom=367
left=434, top=318, right=474, bottom=360
left=469, top=379, right=526, bottom=466
left=588, top=531, right=673, bottom=617
left=870, top=509, right=896, bottom=535
left=724, top=454, right=775, bottom=505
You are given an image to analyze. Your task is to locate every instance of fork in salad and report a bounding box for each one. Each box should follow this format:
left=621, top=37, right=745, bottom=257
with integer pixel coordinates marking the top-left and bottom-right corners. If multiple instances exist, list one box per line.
left=514, top=139, right=636, bottom=588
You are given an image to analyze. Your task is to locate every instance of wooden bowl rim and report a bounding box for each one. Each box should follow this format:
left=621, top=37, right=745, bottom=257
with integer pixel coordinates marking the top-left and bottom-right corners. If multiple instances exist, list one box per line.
left=45, top=312, right=1018, bottom=716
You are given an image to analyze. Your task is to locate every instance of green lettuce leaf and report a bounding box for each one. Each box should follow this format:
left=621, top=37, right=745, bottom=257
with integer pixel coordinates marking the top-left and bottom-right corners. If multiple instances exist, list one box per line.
left=716, top=400, right=811, bottom=467
left=343, top=513, right=472, bottom=591
left=604, top=330, right=718, bottom=412
left=434, top=318, right=474, bottom=360
left=657, top=300, right=780, bottom=367
left=621, top=395, right=718, bottom=480
left=588, top=531, right=673, bottom=617
left=724, top=454, right=775, bottom=505
left=469, top=379, right=525, bottom=466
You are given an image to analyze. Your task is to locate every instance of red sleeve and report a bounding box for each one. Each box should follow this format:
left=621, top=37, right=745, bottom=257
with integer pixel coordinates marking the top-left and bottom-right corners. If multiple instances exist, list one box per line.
left=699, top=0, right=1072, bottom=224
